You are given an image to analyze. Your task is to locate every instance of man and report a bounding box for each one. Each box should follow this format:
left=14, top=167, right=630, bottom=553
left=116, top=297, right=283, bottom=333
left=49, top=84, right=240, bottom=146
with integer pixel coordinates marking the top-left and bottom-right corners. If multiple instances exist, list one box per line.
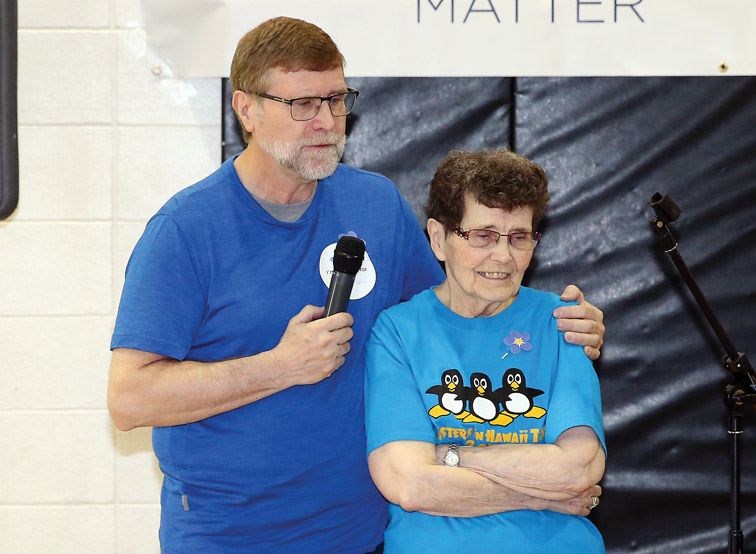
left=108, top=16, right=605, bottom=553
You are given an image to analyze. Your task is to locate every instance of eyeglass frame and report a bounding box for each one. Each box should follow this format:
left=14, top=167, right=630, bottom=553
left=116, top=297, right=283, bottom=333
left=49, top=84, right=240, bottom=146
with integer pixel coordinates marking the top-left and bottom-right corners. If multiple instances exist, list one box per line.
left=253, top=88, right=360, bottom=121
left=453, top=226, right=542, bottom=251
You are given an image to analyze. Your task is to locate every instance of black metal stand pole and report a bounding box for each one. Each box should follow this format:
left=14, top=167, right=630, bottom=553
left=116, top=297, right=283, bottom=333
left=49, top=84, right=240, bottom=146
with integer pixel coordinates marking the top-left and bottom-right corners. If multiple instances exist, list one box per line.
left=649, top=192, right=756, bottom=554
left=0, top=0, right=19, bottom=220
left=729, top=412, right=743, bottom=554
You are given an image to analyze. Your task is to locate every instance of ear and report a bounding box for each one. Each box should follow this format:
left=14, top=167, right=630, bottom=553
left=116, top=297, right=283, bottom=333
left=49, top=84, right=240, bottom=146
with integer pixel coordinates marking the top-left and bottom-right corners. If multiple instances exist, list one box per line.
left=426, top=218, right=448, bottom=263
left=232, top=90, right=257, bottom=137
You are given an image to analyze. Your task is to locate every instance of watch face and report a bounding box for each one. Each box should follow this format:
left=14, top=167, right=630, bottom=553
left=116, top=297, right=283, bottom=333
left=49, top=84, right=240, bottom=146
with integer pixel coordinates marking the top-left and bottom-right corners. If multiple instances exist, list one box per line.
left=444, top=450, right=460, bottom=467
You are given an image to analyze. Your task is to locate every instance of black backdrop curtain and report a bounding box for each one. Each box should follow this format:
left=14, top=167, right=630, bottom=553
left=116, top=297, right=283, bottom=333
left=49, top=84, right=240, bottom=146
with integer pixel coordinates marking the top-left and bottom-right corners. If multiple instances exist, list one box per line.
left=223, top=77, right=756, bottom=553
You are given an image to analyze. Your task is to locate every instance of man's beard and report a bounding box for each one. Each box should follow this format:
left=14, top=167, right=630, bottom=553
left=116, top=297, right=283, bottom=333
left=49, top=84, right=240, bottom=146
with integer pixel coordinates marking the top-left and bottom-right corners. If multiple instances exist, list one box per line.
left=258, top=132, right=346, bottom=181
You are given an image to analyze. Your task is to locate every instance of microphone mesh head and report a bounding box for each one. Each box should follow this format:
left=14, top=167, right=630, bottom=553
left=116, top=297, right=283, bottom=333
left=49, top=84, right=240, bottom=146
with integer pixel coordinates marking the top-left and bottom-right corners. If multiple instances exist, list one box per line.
left=333, top=235, right=366, bottom=276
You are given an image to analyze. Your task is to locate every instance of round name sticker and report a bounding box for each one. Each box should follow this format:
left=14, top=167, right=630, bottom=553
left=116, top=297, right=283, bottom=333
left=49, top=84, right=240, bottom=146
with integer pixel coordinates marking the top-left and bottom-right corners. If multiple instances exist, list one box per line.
left=318, top=242, right=377, bottom=300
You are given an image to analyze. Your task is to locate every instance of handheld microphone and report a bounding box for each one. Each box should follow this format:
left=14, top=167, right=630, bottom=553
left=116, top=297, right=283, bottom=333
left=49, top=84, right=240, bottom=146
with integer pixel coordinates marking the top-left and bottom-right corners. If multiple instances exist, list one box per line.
left=324, top=235, right=365, bottom=317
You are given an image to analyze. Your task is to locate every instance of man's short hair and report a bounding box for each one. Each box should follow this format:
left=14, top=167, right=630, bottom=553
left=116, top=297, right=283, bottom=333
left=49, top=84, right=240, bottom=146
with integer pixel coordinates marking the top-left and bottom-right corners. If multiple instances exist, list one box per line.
left=230, top=17, right=345, bottom=142
left=426, top=149, right=550, bottom=231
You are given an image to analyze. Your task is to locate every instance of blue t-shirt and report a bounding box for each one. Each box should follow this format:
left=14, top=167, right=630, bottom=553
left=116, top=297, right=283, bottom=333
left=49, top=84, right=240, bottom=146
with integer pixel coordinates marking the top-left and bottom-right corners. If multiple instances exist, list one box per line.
left=111, top=158, right=444, bottom=553
left=365, top=287, right=606, bottom=553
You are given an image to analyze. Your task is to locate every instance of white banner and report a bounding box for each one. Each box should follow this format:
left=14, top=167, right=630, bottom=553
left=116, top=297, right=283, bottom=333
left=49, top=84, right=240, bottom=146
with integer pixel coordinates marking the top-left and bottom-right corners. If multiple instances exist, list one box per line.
left=141, top=0, right=756, bottom=77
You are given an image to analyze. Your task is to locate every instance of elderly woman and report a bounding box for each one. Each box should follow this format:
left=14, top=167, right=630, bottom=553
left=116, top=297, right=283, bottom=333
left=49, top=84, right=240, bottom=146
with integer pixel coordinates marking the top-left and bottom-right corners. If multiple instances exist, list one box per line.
left=365, top=149, right=606, bottom=552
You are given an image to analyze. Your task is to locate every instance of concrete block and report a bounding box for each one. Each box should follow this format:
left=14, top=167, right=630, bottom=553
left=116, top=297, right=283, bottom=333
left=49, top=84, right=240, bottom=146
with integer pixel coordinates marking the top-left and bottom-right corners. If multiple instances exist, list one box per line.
left=117, top=29, right=220, bottom=126
left=0, top=506, right=115, bottom=553
left=18, top=31, right=116, bottom=125
left=0, top=223, right=112, bottom=315
left=115, top=0, right=144, bottom=29
left=16, top=126, right=113, bottom=221
left=19, top=0, right=111, bottom=28
left=0, top=316, right=112, bottom=410
left=0, top=412, right=115, bottom=503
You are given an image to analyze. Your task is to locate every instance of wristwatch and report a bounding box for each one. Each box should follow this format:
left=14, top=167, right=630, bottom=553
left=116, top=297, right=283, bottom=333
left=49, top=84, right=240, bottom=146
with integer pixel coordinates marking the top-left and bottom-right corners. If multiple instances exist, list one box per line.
left=443, top=443, right=460, bottom=467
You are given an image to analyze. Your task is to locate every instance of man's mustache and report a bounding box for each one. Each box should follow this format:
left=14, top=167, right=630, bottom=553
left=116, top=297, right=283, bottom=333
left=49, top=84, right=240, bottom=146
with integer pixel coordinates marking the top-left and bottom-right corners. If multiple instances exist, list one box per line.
left=299, top=133, right=345, bottom=147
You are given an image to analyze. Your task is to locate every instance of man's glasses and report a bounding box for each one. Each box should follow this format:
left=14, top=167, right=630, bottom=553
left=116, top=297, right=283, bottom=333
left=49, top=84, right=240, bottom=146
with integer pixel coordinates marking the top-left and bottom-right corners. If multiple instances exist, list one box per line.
left=453, top=227, right=542, bottom=251
left=255, top=88, right=360, bottom=121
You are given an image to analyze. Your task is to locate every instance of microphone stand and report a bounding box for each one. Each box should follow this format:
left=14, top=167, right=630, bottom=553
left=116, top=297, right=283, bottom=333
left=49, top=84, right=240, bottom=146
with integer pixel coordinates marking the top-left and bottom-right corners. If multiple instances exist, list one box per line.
left=649, top=193, right=756, bottom=554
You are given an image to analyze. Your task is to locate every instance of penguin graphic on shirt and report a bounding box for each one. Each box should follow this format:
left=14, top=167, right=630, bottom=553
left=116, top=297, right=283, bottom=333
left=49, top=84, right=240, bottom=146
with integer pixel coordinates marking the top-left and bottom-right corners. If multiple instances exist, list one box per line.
left=495, top=367, right=547, bottom=419
left=462, top=372, right=514, bottom=427
left=426, top=369, right=470, bottom=420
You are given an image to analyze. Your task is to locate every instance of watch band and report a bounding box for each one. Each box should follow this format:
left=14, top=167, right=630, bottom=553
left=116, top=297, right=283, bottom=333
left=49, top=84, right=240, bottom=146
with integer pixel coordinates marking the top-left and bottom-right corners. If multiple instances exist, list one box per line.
left=443, top=442, right=460, bottom=467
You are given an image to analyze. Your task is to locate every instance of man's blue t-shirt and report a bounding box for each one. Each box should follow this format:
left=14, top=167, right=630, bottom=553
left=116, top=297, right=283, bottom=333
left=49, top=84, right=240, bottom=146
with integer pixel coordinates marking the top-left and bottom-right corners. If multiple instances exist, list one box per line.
left=365, top=287, right=606, bottom=553
left=111, top=158, right=444, bottom=553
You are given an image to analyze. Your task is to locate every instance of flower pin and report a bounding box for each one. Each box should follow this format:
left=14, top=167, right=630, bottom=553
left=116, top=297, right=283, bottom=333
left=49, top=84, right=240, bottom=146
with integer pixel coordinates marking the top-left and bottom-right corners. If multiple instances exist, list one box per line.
left=502, top=330, right=533, bottom=358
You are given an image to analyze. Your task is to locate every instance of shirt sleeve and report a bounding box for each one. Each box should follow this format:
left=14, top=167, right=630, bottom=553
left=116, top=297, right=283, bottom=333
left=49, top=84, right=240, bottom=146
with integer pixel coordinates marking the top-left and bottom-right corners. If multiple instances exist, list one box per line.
left=544, top=333, right=606, bottom=453
left=365, top=311, right=438, bottom=454
left=110, top=214, right=206, bottom=360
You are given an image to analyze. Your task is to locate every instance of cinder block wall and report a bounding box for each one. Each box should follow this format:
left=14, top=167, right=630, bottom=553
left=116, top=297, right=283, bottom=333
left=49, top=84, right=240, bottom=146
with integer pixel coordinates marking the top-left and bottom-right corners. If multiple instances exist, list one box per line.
left=0, top=2, right=220, bottom=551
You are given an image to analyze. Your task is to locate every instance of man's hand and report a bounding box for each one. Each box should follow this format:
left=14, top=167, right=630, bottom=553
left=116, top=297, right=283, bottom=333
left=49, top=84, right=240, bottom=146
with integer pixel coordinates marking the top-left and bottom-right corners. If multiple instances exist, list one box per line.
left=271, top=305, right=354, bottom=386
left=554, top=285, right=605, bottom=361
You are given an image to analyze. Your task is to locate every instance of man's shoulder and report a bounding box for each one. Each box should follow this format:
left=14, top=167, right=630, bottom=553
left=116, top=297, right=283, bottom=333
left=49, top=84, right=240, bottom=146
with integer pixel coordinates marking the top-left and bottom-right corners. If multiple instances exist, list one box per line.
left=322, top=164, right=412, bottom=224
left=155, top=163, right=235, bottom=220
left=376, top=289, right=433, bottom=326
left=332, top=163, right=393, bottom=182
left=327, top=164, right=399, bottom=193
left=164, top=166, right=230, bottom=208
